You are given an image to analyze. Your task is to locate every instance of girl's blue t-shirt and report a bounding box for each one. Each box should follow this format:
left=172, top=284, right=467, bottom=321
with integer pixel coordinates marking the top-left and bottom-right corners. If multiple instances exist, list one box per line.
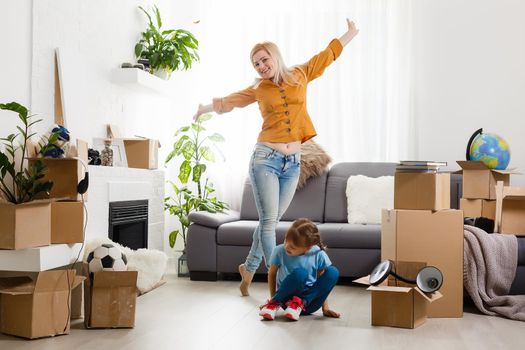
left=270, top=244, right=331, bottom=288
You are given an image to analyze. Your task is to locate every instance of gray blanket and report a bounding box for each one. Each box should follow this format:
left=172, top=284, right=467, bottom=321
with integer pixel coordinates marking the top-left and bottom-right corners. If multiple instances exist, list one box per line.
left=464, top=225, right=525, bottom=321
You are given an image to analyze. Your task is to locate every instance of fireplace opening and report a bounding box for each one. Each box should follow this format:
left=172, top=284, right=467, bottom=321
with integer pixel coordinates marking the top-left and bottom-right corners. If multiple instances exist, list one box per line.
left=109, top=200, right=148, bottom=250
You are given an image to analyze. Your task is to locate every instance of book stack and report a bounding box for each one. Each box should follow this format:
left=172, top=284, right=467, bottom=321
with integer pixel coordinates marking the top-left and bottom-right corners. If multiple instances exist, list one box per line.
left=396, top=160, right=447, bottom=173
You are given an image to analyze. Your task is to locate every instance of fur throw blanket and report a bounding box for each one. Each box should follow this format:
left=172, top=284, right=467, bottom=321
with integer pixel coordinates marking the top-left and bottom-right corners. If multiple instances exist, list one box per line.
left=298, top=140, right=332, bottom=189
left=83, top=237, right=168, bottom=295
left=463, top=225, right=525, bottom=321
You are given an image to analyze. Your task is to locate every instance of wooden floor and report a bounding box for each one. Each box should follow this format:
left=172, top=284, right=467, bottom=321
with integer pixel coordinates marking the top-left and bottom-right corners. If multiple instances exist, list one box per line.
left=1, top=272, right=523, bottom=350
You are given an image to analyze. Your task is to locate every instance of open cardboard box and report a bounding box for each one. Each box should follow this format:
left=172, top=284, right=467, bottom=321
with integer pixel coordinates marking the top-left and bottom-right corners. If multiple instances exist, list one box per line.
left=381, top=209, right=463, bottom=318
left=123, top=137, right=160, bottom=170
left=0, top=200, right=51, bottom=250
left=27, top=139, right=89, bottom=201
left=83, top=265, right=138, bottom=329
left=0, top=270, right=84, bottom=339
left=456, top=161, right=519, bottom=200
left=394, top=171, right=450, bottom=210
left=460, top=198, right=496, bottom=220
left=495, top=181, right=525, bottom=236
left=354, top=262, right=442, bottom=329
left=51, top=200, right=84, bottom=244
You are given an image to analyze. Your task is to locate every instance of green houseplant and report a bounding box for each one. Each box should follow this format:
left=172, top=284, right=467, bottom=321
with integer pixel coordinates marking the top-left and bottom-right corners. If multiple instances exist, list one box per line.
left=0, top=102, right=53, bottom=204
left=135, top=5, right=199, bottom=79
left=164, top=113, right=228, bottom=251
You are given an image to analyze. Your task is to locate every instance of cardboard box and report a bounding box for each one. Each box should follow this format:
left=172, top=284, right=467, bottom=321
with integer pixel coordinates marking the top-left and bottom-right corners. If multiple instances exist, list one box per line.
left=394, top=172, right=450, bottom=210
left=123, top=138, right=160, bottom=169
left=381, top=209, right=463, bottom=318
left=495, top=182, right=525, bottom=236
left=354, top=269, right=442, bottom=329
left=51, top=200, right=84, bottom=244
left=28, top=158, right=85, bottom=201
left=84, top=270, right=138, bottom=328
left=0, top=270, right=84, bottom=339
left=460, top=198, right=496, bottom=220
left=0, top=200, right=51, bottom=250
left=456, top=161, right=518, bottom=200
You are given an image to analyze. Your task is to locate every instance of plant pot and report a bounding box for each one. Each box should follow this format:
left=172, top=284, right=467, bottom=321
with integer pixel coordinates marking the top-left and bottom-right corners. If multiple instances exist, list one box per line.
left=153, top=68, right=171, bottom=80
left=0, top=201, right=51, bottom=249
left=177, top=251, right=189, bottom=277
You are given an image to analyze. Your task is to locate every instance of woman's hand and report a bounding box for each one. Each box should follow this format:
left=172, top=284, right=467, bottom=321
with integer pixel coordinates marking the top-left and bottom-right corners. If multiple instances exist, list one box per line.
left=339, top=18, right=359, bottom=47
left=193, top=104, right=205, bottom=121
left=322, top=308, right=341, bottom=318
left=345, top=18, right=359, bottom=40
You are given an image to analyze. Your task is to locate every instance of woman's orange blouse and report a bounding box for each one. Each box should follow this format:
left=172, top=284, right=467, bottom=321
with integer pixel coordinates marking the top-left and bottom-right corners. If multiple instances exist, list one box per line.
left=212, top=39, right=343, bottom=143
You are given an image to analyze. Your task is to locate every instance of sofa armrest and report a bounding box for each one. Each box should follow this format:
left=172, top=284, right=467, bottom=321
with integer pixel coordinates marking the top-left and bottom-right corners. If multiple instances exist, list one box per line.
left=188, top=210, right=241, bottom=228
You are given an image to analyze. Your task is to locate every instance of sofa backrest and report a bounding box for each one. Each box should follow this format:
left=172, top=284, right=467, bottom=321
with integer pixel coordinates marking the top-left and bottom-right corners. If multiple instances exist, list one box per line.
left=324, top=162, right=398, bottom=223
left=239, top=171, right=328, bottom=222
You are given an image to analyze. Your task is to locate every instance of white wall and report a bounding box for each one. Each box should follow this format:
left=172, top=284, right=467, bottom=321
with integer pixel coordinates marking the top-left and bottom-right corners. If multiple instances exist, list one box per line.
left=413, top=0, right=525, bottom=184
left=0, top=0, right=32, bottom=132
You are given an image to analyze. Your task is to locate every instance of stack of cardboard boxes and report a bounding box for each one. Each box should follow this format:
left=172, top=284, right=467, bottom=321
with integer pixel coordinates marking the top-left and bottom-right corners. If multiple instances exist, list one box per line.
left=456, top=160, right=522, bottom=235
left=0, top=140, right=139, bottom=338
left=376, top=165, right=464, bottom=327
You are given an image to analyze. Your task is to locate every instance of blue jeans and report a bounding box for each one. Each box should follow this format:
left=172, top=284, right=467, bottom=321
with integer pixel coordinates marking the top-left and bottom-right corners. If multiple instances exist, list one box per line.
left=272, top=266, right=339, bottom=314
left=244, top=144, right=301, bottom=273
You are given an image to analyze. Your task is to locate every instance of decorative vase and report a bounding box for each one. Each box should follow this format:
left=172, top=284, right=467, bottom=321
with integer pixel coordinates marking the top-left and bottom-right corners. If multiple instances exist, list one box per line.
left=153, top=68, right=170, bottom=80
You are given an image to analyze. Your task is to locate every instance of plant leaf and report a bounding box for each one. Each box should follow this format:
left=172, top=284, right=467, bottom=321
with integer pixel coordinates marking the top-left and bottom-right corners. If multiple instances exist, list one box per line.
left=178, top=160, right=191, bottom=183
left=208, top=133, right=225, bottom=142
left=169, top=230, right=179, bottom=248
left=200, top=146, right=215, bottom=162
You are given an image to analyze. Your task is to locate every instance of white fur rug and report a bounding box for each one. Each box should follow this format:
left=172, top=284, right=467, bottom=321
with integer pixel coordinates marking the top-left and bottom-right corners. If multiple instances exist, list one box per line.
left=83, top=238, right=168, bottom=295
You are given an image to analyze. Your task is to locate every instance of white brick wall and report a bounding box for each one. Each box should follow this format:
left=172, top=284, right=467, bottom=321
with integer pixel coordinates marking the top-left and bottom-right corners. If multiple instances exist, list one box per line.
left=85, top=166, right=165, bottom=251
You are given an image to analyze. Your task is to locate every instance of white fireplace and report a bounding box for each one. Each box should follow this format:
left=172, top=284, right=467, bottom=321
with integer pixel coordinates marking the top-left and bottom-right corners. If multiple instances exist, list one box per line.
left=85, top=166, right=165, bottom=251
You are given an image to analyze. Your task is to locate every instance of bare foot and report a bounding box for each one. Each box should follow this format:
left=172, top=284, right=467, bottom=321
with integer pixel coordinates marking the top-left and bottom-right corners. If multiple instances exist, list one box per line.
left=239, top=264, right=254, bottom=296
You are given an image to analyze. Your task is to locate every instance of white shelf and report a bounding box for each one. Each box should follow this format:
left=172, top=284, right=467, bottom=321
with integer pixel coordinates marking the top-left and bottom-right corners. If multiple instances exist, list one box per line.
left=111, top=68, right=169, bottom=94
left=0, top=244, right=82, bottom=272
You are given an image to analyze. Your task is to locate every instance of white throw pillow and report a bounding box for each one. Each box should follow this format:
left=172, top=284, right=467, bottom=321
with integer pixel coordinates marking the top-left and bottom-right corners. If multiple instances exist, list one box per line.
left=346, top=175, right=394, bottom=224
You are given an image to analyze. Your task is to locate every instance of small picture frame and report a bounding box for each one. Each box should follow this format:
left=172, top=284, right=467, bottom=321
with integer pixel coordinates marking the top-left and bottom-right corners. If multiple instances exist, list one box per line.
left=92, top=138, right=128, bottom=167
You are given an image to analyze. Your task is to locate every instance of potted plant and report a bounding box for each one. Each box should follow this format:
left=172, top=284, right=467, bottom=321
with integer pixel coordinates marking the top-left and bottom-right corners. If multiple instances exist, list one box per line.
left=0, top=102, right=54, bottom=249
left=164, top=114, right=228, bottom=275
left=135, top=5, right=199, bottom=80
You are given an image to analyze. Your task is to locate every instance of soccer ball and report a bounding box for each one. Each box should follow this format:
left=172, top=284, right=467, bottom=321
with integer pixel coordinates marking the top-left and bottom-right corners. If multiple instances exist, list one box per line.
left=87, top=243, right=128, bottom=273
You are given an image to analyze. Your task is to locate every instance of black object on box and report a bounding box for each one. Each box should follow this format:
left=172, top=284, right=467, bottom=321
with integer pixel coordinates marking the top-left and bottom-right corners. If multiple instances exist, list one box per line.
left=464, top=217, right=495, bottom=233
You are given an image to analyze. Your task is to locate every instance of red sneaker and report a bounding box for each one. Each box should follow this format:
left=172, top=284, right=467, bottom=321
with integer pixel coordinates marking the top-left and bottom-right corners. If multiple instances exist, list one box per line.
left=284, top=296, right=305, bottom=321
left=259, top=299, right=281, bottom=320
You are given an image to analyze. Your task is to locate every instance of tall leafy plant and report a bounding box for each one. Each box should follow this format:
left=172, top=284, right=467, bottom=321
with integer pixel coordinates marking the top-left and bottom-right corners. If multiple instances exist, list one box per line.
left=135, top=5, right=199, bottom=78
left=0, top=102, right=53, bottom=204
left=164, top=114, right=228, bottom=249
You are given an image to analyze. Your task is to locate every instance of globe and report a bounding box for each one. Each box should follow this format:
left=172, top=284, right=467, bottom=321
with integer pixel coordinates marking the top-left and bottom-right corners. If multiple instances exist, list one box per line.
left=468, top=129, right=510, bottom=170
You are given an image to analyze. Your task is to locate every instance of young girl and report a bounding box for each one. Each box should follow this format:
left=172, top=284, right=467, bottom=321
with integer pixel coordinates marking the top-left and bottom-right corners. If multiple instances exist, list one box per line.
left=259, top=218, right=340, bottom=321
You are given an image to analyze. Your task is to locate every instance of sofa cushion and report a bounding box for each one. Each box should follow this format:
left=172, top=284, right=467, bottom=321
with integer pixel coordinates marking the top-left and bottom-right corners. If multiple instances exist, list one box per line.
left=239, top=171, right=328, bottom=222
left=217, top=221, right=380, bottom=250
left=346, top=175, right=394, bottom=224
left=324, top=162, right=397, bottom=223
left=317, top=223, right=381, bottom=249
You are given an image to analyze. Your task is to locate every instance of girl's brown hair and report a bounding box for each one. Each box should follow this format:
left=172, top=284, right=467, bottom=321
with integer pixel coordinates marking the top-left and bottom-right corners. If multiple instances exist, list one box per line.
left=285, top=218, right=326, bottom=251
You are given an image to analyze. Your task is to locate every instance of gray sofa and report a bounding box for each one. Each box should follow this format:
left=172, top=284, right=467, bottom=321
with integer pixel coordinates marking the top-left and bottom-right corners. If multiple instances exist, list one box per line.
left=187, top=162, right=461, bottom=281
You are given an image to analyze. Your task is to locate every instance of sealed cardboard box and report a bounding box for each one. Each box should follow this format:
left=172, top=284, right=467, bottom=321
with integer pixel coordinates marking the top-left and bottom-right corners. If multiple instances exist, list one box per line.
left=495, top=182, right=525, bottom=236
left=123, top=138, right=160, bottom=169
left=394, top=172, right=450, bottom=210
left=354, top=271, right=442, bottom=329
left=0, top=200, right=51, bottom=250
left=51, top=200, right=84, bottom=244
left=0, top=270, right=84, bottom=339
left=460, top=198, right=496, bottom=220
left=381, top=209, right=463, bottom=318
left=84, top=270, right=138, bottom=328
left=456, top=161, right=518, bottom=200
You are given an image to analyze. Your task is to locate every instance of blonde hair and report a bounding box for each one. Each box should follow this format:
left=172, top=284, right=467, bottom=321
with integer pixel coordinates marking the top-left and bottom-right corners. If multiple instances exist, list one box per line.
left=285, top=218, right=326, bottom=251
left=250, top=42, right=302, bottom=87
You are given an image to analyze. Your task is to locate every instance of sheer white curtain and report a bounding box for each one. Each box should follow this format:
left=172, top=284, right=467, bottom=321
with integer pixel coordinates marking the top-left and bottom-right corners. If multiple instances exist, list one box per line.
left=186, top=0, right=414, bottom=210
